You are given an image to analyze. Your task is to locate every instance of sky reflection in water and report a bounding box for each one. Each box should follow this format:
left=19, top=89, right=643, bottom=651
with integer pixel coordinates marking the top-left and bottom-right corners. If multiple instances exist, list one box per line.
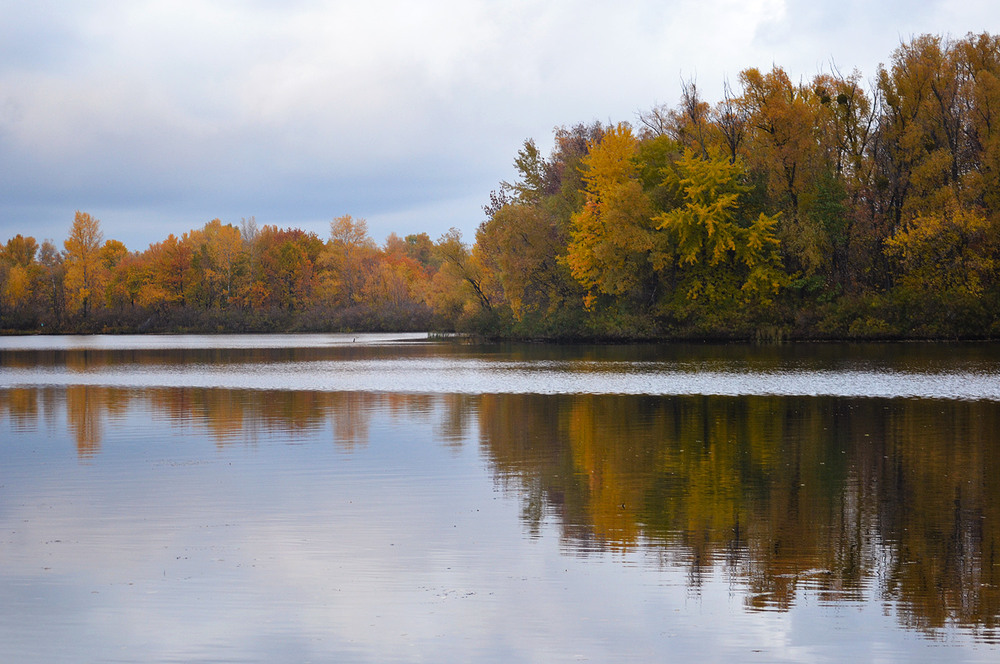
left=2, top=333, right=1000, bottom=401
left=1, top=335, right=999, bottom=663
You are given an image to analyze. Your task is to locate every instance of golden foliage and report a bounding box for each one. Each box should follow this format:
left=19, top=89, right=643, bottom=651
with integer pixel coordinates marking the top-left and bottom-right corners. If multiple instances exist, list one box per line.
left=63, top=211, right=106, bottom=316
left=564, top=123, right=655, bottom=303
left=654, top=150, right=786, bottom=304
left=885, top=205, right=998, bottom=297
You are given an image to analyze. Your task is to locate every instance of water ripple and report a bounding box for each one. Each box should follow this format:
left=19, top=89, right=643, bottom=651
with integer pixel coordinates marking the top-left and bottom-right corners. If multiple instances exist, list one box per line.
left=2, top=358, right=997, bottom=401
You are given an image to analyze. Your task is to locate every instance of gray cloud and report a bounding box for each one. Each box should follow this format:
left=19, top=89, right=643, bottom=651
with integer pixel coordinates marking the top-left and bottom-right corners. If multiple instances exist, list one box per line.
left=1, top=0, right=997, bottom=250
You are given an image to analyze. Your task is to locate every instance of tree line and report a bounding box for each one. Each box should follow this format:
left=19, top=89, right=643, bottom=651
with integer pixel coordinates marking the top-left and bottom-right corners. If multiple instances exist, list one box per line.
left=3, top=32, right=1000, bottom=338
left=471, top=32, right=1000, bottom=339
left=0, top=212, right=463, bottom=333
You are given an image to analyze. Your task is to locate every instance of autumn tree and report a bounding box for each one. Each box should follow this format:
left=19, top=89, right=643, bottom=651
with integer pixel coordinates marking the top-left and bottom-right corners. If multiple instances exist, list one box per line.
left=713, top=80, right=750, bottom=164
left=874, top=35, right=975, bottom=227
left=186, top=219, right=245, bottom=308
left=886, top=204, right=998, bottom=303
left=253, top=226, right=322, bottom=311
left=401, top=232, right=439, bottom=271
left=2, top=234, right=38, bottom=267
left=135, top=234, right=193, bottom=310
left=638, top=80, right=713, bottom=157
left=35, top=240, right=65, bottom=326
left=476, top=203, right=565, bottom=321
left=0, top=235, right=40, bottom=322
left=807, top=69, right=881, bottom=289
left=360, top=236, right=428, bottom=317
left=93, top=238, right=127, bottom=311
left=505, top=138, right=547, bottom=204
left=564, top=123, right=656, bottom=309
left=653, top=150, right=787, bottom=315
left=957, top=32, right=1000, bottom=212
left=104, top=250, right=144, bottom=312
left=63, top=211, right=105, bottom=317
left=738, top=67, right=834, bottom=277
left=319, top=215, right=378, bottom=308
left=543, top=122, right=605, bottom=219
left=98, top=238, right=126, bottom=269
left=872, top=34, right=1000, bottom=308
left=475, top=138, right=583, bottom=325
left=424, top=228, right=492, bottom=327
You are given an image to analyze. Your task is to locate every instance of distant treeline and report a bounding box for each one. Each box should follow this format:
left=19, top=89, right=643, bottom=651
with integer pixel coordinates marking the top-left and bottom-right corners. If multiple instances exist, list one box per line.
left=3, top=32, right=1000, bottom=339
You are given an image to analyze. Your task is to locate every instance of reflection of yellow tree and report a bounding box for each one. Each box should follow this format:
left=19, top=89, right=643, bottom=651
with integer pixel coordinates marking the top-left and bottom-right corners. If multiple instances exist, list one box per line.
left=103, top=388, right=133, bottom=420
left=191, top=389, right=246, bottom=446
left=565, top=396, right=651, bottom=547
left=145, top=388, right=333, bottom=447
left=434, top=394, right=476, bottom=450
left=0, top=388, right=39, bottom=429
left=65, top=385, right=104, bottom=458
left=477, top=394, right=581, bottom=538
left=139, top=388, right=447, bottom=451
left=476, top=392, right=1000, bottom=638
left=385, top=392, right=435, bottom=420
left=329, top=392, right=374, bottom=451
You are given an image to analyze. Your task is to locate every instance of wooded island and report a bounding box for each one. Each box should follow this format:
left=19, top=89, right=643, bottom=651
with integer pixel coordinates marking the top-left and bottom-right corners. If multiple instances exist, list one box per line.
left=3, top=33, right=1000, bottom=340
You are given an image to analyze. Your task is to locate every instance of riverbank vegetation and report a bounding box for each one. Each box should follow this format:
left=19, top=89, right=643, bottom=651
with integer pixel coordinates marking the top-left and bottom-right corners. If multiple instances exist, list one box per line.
left=3, top=33, right=1000, bottom=339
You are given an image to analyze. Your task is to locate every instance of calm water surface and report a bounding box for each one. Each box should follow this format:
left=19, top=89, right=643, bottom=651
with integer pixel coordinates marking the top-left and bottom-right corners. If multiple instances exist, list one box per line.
left=1, top=334, right=999, bottom=662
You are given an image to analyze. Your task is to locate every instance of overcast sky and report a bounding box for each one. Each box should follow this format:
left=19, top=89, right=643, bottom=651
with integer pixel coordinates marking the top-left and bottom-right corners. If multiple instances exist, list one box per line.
left=1, top=0, right=998, bottom=252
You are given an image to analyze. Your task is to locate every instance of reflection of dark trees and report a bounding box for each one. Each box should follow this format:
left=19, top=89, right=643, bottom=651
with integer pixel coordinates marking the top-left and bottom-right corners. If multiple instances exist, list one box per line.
left=0, top=344, right=446, bottom=371
left=478, top=394, right=582, bottom=540
left=476, top=393, right=1000, bottom=639
left=434, top=394, right=477, bottom=450
left=873, top=401, right=1000, bottom=635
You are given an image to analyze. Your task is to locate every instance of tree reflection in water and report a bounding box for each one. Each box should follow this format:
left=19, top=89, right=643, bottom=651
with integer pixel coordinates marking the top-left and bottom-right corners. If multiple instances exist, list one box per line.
left=1, top=386, right=997, bottom=640
left=477, top=393, right=1000, bottom=640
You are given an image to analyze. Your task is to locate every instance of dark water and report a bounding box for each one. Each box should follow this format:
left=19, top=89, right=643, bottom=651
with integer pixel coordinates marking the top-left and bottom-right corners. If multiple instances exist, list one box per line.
left=1, top=334, right=998, bottom=662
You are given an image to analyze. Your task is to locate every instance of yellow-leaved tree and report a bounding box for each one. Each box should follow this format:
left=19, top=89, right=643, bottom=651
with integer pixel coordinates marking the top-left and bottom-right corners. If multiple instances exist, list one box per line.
left=1, top=235, right=39, bottom=314
left=64, top=211, right=105, bottom=317
left=318, top=215, right=378, bottom=308
left=885, top=204, right=998, bottom=299
left=653, top=150, right=787, bottom=308
left=563, top=123, right=655, bottom=308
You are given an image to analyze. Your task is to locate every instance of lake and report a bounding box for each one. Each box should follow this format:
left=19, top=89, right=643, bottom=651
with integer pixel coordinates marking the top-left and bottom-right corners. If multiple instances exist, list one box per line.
left=1, top=333, right=998, bottom=663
